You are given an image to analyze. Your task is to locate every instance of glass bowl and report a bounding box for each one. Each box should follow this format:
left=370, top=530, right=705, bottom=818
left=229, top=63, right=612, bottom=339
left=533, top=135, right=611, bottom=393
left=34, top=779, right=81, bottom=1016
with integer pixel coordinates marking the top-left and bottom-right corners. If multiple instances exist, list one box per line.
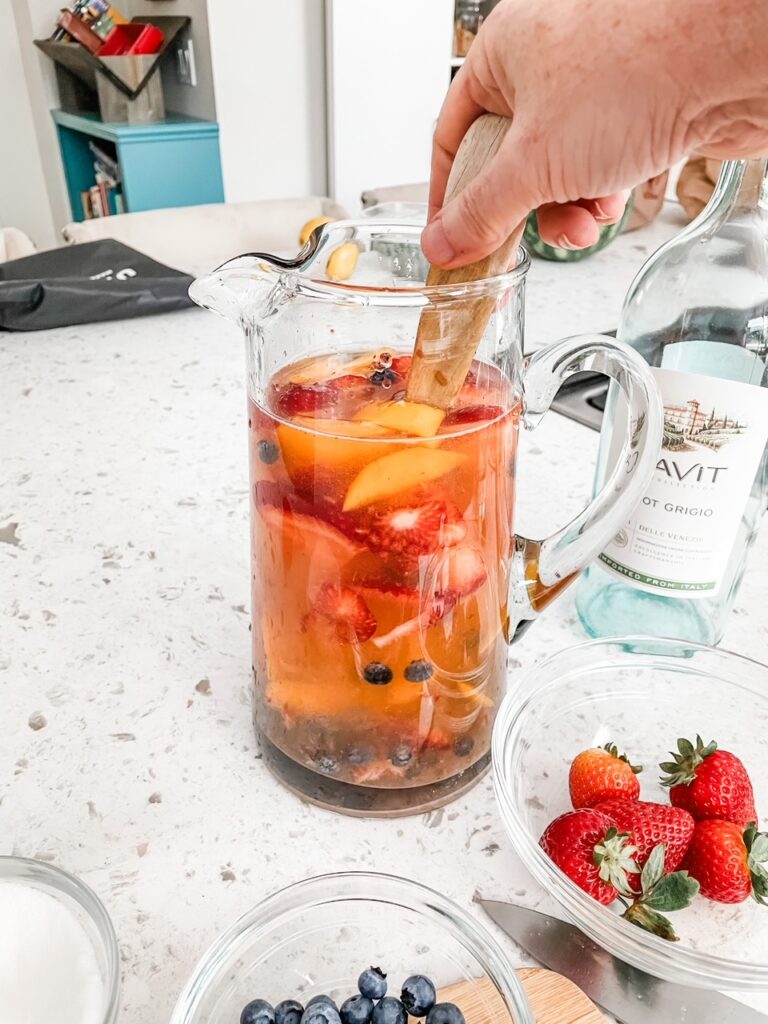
left=170, top=872, right=534, bottom=1024
left=492, top=637, right=768, bottom=991
left=0, top=856, right=120, bottom=1023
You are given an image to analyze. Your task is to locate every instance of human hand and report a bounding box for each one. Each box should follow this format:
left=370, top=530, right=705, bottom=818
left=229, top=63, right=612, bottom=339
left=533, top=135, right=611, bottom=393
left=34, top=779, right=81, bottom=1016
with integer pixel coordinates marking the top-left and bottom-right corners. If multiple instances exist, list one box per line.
left=423, top=0, right=768, bottom=268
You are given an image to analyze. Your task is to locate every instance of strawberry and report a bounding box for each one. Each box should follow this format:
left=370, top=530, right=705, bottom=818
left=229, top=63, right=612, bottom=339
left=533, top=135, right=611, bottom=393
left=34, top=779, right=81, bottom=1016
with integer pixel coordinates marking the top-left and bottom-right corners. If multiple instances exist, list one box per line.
left=327, top=373, right=375, bottom=396
left=569, top=742, right=642, bottom=808
left=682, top=820, right=768, bottom=905
left=365, top=500, right=466, bottom=557
left=309, top=584, right=376, bottom=643
left=275, top=381, right=340, bottom=417
left=253, top=480, right=359, bottom=540
left=540, top=809, right=639, bottom=904
left=443, top=404, right=506, bottom=427
left=435, top=543, right=487, bottom=597
left=660, top=736, right=757, bottom=827
left=595, top=799, right=695, bottom=875
left=541, top=810, right=700, bottom=940
left=390, top=355, right=412, bottom=377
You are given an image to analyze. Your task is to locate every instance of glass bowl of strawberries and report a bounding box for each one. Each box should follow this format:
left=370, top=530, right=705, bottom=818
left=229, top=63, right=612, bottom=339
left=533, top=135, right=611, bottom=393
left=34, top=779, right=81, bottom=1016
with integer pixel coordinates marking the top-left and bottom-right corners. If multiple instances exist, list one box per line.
left=492, top=637, right=768, bottom=991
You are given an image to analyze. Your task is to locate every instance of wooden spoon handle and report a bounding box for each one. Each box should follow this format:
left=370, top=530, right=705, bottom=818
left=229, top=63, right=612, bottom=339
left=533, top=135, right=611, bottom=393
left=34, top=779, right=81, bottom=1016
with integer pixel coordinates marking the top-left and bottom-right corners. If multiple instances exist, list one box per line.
left=406, top=114, right=526, bottom=409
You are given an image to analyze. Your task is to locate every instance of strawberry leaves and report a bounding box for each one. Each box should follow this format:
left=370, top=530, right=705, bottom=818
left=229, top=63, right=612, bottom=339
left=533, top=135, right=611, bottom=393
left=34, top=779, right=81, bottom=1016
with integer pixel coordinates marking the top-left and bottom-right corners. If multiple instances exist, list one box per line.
left=593, top=828, right=639, bottom=898
left=621, top=843, right=700, bottom=941
left=602, top=742, right=643, bottom=775
left=659, top=735, right=717, bottom=788
left=745, top=822, right=768, bottom=906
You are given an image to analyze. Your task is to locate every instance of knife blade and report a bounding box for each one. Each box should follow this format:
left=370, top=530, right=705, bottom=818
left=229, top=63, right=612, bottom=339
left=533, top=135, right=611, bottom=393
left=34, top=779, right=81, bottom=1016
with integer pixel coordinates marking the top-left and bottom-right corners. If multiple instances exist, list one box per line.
left=479, top=899, right=767, bottom=1024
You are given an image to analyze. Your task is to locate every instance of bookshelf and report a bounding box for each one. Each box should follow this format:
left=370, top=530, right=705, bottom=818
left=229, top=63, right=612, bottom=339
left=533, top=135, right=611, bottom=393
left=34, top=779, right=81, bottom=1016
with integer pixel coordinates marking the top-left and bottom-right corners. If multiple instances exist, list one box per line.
left=52, top=110, right=225, bottom=222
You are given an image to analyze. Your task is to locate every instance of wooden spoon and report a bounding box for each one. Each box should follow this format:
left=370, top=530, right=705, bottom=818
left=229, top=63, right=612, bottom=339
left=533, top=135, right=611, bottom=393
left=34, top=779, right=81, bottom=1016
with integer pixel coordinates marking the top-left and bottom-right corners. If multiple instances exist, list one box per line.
left=406, top=114, right=525, bottom=411
left=440, top=970, right=607, bottom=1024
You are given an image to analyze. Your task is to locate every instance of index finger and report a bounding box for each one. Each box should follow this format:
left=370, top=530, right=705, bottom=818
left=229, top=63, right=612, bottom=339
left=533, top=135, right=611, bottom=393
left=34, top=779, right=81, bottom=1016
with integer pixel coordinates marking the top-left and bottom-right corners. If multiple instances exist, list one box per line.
left=428, top=73, right=485, bottom=221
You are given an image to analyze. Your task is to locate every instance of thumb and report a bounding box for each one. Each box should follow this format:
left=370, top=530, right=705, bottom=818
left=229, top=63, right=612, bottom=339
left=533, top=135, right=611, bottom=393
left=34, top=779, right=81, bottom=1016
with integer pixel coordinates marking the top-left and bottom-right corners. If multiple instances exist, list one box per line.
left=422, top=129, right=542, bottom=269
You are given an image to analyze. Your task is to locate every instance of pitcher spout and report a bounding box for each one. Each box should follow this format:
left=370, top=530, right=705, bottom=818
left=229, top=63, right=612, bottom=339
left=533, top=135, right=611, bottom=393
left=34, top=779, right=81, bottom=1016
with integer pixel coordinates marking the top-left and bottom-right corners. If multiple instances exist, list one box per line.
left=188, top=256, right=289, bottom=330
left=188, top=226, right=334, bottom=328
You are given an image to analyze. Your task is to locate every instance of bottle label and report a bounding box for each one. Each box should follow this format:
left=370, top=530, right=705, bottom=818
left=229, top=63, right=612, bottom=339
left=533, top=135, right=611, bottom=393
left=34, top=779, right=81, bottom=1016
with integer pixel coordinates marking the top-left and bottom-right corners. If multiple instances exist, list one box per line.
left=600, top=356, right=768, bottom=598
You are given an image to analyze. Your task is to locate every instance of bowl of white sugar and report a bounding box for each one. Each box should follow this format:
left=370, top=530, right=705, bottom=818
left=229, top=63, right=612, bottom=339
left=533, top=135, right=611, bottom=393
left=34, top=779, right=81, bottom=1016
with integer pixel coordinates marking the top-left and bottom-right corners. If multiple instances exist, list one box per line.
left=0, top=856, right=120, bottom=1024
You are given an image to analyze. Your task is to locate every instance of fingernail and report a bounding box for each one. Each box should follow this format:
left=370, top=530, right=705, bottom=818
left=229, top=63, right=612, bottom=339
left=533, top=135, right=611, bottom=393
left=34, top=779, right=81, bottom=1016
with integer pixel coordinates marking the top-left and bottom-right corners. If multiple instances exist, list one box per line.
left=422, top=219, right=456, bottom=266
left=555, top=233, right=580, bottom=251
left=592, top=202, right=611, bottom=222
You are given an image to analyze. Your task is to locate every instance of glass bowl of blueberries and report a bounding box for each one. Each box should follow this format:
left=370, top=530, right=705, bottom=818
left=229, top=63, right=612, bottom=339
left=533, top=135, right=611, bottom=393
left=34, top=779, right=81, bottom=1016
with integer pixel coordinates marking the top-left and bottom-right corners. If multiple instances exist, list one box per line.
left=170, top=872, right=533, bottom=1024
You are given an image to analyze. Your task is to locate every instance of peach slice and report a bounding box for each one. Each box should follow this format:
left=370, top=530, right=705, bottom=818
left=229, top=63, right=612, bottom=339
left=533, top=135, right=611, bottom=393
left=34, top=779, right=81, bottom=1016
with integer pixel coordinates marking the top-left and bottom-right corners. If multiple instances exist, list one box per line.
left=292, top=416, right=391, bottom=438
left=276, top=420, right=399, bottom=478
left=343, top=447, right=467, bottom=511
left=355, top=400, right=445, bottom=438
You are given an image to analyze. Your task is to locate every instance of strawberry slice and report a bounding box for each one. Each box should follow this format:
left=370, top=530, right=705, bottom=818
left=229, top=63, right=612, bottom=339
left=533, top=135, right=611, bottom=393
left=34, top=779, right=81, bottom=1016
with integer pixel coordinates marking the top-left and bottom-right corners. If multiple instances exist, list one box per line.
left=443, top=404, right=506, bottom=427
left=364, top=500, right=467, bottom=557
left=390, top=355, right=412, bottom=377
left=275, top=381, right=340, bottom=417
left=310, top=583, right=376, bottom=643
left=327, top=373, right=374, bottom=394
left=253, top=481, right=363, bottom=555
left=436, top=544, right=487, bottom=597
left=275, top=374, right=377, bottom=418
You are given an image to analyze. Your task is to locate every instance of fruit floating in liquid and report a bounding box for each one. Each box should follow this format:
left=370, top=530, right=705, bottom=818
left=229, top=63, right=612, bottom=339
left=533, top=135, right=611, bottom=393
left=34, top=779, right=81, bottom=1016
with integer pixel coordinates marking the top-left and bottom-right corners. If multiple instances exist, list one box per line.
left=249, top=350, right=519, bottom=789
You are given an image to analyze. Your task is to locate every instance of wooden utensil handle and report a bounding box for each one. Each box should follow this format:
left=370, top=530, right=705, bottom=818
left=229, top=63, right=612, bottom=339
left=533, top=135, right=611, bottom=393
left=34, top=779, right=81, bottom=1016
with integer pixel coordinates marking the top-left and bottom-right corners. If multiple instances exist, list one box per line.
left=406, top=114, right=526, bottom=409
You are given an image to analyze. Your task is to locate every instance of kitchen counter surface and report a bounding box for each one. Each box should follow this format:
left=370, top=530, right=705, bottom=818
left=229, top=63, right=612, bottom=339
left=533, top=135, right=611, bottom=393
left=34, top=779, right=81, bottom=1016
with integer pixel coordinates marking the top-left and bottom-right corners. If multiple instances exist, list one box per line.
left=3, top=205, right=767, bottom=1023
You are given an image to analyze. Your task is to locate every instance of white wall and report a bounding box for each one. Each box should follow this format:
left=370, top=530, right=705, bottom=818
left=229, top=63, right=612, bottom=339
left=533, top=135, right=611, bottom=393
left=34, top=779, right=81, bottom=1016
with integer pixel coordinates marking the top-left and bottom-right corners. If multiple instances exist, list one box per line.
left=207, top=0, right=328, bottom=203
left=4, top=0, right=71, bottom=247
left=128, top=0, right=217, bottom=120
left=326, top=0, right=454, bottom=213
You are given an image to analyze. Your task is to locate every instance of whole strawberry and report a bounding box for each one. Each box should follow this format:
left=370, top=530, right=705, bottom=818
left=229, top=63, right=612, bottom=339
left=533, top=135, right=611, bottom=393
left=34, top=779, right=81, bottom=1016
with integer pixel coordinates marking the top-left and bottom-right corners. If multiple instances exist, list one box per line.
left=569, top=743, right=642, bottom=809
left=660, top=736, right=757, bottom=827
left=540, top=809, right=638, bottom=904
left=596, top=799, right=695, bottom=877
left=682, top=820, right=768, bottom=904
left=540, top=810, right=699, bottom=939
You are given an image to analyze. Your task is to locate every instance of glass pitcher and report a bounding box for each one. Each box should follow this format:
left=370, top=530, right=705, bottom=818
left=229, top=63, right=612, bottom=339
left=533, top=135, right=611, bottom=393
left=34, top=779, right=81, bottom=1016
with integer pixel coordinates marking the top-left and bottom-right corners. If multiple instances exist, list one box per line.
left=190, top=218, right=662, bottom=817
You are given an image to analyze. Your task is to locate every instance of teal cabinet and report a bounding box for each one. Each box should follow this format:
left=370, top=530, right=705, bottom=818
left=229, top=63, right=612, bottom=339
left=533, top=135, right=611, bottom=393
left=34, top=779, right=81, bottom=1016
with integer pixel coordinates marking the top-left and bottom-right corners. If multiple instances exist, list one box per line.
left=52, top=110, right=224, bottom=221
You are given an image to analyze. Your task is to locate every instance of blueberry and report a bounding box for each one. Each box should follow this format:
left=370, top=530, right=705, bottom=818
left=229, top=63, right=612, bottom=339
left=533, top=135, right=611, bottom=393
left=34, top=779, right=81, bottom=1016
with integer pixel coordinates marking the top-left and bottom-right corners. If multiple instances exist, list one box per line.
left=372, top=998, right=406, bottom=1024
left=257, top=439, right=280, bottom=464
left=358, top=967, right=387, bottom=1000
left=363, top=662, right=393, bottom=685
left=453, top=735, right=475, bottom=758
left=241, top=1000, right=276, bottom=1024
left=347, top=747, right=375, bottom=766
left=390, top=744, right=413, bottom=768
left=311, top=753, right=339, bottom=775
left=340, top=995, right=374, bottom=1024
left=404, top=660, right=433, bottom=683
left=426, top=1005, right=465, bottom=1024
left=400, top=976, right=436, bottom=1017
left=306, top=997, right=338, bottom=1012
left=369, top=368, right=398, bottom=388
left=276, top=1001, right=304, bottom=1024
left=302, top=1000, right=341, bottom=1024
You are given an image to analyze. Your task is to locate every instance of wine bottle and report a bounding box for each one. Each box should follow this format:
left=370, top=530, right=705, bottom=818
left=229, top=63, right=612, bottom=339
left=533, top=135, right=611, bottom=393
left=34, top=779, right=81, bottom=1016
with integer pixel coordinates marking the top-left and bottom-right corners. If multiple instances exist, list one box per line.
left=576, top=158, right=768, bottom=645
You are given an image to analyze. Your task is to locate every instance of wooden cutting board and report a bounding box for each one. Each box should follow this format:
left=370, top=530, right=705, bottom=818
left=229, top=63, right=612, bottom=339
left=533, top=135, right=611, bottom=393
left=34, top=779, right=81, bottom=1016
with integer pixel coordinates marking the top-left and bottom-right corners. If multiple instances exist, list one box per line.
left=440, top=970, right=606, bottom=1024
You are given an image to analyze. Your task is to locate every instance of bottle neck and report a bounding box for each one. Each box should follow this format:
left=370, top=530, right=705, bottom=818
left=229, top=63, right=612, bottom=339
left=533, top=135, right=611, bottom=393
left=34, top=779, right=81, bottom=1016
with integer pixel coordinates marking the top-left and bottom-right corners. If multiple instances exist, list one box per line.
left=708, top=158, right=768, bottom=218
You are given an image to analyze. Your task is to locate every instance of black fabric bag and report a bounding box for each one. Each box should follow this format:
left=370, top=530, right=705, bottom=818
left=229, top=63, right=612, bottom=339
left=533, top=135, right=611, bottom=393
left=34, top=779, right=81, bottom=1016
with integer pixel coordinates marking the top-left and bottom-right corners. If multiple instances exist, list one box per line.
left=0, top=238, right=195, bottom=331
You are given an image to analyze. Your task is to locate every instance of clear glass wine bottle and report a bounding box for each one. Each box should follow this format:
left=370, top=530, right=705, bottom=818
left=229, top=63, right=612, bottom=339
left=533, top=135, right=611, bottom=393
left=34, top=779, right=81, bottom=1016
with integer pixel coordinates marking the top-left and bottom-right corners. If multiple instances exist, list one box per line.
left=576, top=158, right=768, bottom=645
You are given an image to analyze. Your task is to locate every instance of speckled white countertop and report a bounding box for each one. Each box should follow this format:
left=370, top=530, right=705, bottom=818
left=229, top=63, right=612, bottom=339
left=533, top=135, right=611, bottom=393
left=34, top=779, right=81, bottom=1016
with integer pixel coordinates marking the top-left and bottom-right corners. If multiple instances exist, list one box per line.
left=2, top=205, right=767, bottom=1023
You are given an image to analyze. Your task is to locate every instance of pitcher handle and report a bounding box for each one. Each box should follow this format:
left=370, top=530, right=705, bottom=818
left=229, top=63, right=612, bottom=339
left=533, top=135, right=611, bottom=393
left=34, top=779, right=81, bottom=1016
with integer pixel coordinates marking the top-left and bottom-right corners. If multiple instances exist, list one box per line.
left=507, top=334, right=662, bottom=643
